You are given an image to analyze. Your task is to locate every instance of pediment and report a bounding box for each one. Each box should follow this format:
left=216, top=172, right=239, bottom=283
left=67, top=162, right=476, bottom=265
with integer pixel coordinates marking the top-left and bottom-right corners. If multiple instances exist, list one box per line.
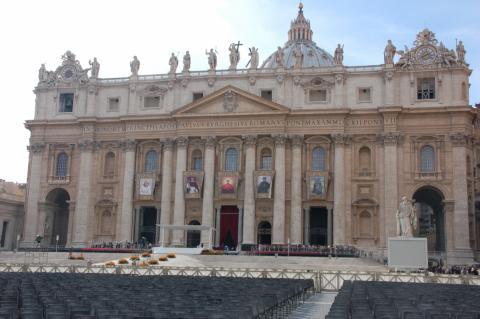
left=173, top=85, right=290, bottom=117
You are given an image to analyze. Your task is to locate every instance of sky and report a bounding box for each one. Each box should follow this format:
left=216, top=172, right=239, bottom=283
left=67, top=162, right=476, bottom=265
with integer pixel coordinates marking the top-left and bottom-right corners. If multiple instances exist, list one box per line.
left=0, top=0, right=479, bottom=183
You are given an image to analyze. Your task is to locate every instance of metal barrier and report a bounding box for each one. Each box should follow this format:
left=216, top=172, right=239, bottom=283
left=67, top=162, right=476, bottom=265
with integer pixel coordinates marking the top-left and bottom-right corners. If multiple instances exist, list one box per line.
left=0, top=263, right=478, bottom=292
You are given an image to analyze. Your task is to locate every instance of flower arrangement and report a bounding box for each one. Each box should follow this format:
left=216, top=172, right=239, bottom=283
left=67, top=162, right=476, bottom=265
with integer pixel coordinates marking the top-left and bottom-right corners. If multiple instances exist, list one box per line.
left=166, top=253, right=176, bottom=258
left=130, top=255, right=140, bottom=261
left=141, top=252, right=151, bottom=258
left=139, top=261, right=148, bottom=267
left=104, top=261, right=116, bottom=267
left=118, top=258, right=129, bottom=264
left=159, top=256, right=168, bottom=262
left=148, top=259, right=158, bottom=265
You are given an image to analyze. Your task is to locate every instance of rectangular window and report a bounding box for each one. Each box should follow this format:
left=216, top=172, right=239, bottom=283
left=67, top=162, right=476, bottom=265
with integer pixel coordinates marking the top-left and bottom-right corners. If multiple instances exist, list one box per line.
left=358, top=88, right=371, bottom=103
left=193, top=157, right=203, bottom=171
left=309, top=89, right=327, bottom=102
left=144, top=96, right=160, bottom=108
left=0, top=221, right=7, bottom=248
left=417, top=78, right=435, bottom=100
left=261, top=90, right=273, bottom=101
left=193, top=92, right=204, bottom=101
left=108, top=98, right=120, bottom=111
left=59, top=93, right=74, bottom=112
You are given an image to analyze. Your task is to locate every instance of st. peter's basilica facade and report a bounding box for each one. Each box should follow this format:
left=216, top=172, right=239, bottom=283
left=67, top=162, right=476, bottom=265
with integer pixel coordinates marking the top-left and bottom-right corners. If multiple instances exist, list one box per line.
left=23, top=4, right=479, bottom=263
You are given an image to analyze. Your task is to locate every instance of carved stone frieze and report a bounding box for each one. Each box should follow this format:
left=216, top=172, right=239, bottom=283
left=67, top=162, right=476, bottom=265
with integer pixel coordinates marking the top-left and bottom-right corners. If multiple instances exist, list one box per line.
left=381, top=132, right=403, bottom=145
left=384, top=70, right=394, bottom=81
left=335, top=73, right=345, bottom=85
left=273, top=134, right=287, bottom=145
left=223, top=90, right=238, bottom=112
left=449, top=132, right=472, bottom=146
left=189, top=138, right=204, bottom=148
left=293, top=75, right=301, bottom=86
left=290, top=135, right=304, bottom=147
left=176, top=136, right=189, bottom=148
left=161, top=138, right=175, bottom=151
left=27, top=143, right=46, bottom=154
left=78, top=139, right=100, bottom=152
left=243, top=135, right=257, bottom=146
left=248, top=76, right=256, bottom=86
left=207, top=77, right=215, bottom=87
left=120, top=139, right=136, bottom=152
left=276, top=74, right=284, bottom=84
left=204, top=136, right=217, bottom=148
left=331, top=133, right=351, bottom=145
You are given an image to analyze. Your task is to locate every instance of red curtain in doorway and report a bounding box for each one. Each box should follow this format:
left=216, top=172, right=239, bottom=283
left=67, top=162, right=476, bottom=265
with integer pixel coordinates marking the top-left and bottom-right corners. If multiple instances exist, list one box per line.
left=220, top=206, right=239, bottom=248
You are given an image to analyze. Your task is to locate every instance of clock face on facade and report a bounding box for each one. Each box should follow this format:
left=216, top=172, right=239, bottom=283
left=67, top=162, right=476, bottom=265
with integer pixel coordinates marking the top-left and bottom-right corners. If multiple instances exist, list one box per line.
left=61, top=66, right=75, bottom=81
left=415, top=46, right=437, bottom=65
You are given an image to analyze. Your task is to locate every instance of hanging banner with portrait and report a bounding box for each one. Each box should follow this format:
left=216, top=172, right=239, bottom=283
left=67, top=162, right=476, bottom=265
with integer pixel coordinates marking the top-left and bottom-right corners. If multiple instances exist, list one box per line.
left=183, top=171, right=204, bottom=199
left=136, top=173, right=156, bottom=200
left=306, top=172, right=329, bottom=200
left=254, top=171, right=275, bottom=199
left=218, top=172, right=239, bottom=198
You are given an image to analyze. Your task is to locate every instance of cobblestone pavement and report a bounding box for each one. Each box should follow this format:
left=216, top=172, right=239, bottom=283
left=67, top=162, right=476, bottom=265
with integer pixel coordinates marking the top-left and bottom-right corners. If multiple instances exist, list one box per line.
left=0, top=251, right=387, bottom=271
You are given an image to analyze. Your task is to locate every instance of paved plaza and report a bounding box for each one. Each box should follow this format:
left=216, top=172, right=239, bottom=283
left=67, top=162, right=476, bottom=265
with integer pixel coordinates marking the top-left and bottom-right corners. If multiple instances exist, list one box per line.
left=0, top=252, right=387, bottom=271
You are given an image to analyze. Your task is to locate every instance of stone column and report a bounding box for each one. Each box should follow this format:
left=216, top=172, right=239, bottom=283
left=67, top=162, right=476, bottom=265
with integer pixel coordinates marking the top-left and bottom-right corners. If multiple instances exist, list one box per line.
left=272, top=134, right=286, bottom=244
left=72, top=140, right=96, bottom=247
left=332, top=134, right=348, bottom=245
left=242, top=135, right=256, bottom=245
left=201, top=136, right=216, bottom=246
left=328, top=207, right=333, bottom=246
left=382, top=132, right=401, bottom=239
left=159, top=139, right=174, bottom=245
left=22, top=143, right=45, bottom=246
left=117, top=139, right=136, bottom=242
left=290, top=135, right=303, bottom=245
left=303, top=208, right=309, bottom=244
left=215, top=207, right=221, bottom=245
left=449, top=133, right=473, bottom=258
left=172, top=137, right=188, bottom=246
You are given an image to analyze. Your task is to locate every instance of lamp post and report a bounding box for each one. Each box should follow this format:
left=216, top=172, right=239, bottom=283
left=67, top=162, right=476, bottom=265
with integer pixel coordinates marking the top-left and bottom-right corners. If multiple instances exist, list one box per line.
left=55, top=235, right=59, bottom=253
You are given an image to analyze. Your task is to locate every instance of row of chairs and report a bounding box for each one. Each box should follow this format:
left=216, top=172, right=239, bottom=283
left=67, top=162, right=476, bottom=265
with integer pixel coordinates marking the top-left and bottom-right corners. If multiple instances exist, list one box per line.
left=327, top=281, right=480, bottom=319
left=0, top=272, right=314, bottom=319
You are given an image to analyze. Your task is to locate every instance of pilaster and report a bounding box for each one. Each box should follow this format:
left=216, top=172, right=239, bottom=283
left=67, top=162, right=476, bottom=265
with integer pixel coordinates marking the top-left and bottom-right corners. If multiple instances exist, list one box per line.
left=117, top=139, right=136, bottom=242
left=172, top=136, right=188, bottom=245
left=159, top=139, right=174, bottom=245
left=242, top=135, right=256, bottom=245
left=272, top=134, right=286, bottom=244
left=332, top=133, right=349, bottom=245
left=290, top=135, right=303, bottom=245
left=201, top=136, right=216, bottom=246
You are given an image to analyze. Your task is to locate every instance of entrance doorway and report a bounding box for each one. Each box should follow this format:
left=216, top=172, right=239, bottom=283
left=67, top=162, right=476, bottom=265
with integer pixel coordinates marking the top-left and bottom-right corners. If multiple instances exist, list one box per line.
left=412, top=186, right=445, bottom=252
left=309, top=207, right=328, bottom=245
left=45, top=188, right=70, bottom=246
left=139, top=207, right=157, bottom=245
left=257, top=221, right=272, bottom=245
left=220, top=206, right=239, bottom=249
left=186, top=220, right=201, bottom=248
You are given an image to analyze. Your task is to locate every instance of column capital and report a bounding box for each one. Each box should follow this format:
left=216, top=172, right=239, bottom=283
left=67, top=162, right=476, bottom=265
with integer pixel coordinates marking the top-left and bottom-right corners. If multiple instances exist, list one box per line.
left=161, top=138, right=175, bottom=150
left=176, top=136, right=189, bottom=148
left=442, top=200, right=454, bottom=213
left=243, top=135, right=257, bottom=146
left=290, top=134, right=304, bottom=147
left=331, top=133, right=351, bottom=145
left=449, top=132, right=472, bottom=146
left=204, top=136, right=217, bottom=148
left=78, top=139, right=100, bottom=152
left=27, top=142, right=46, bottom=154
left=273, top=134, right=287, bottom=146
left=120, top=139, right=137, bottom=151
left=380, top=132, right=403, bottom=146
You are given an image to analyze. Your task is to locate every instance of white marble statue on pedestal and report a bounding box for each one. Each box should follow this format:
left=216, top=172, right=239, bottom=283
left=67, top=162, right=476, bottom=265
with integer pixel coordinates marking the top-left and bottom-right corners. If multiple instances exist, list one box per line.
left=169, top=53, right=178, bottom=74
left=384, top=40, right=396, bottom=64
left=275, top=46, right=284, bottom=68
left=89, top=57, right=100, bottom=79
left=334, top=44, right=344, bottom=66
left=396, top=196, right=417, bottom=237
left=182, top=51, right=191, bottom=72
left=130, top=56, right=140, bottom=76
left=246, top=47, right=259, bottom=69
left=206, top=49, right=217, bottom=71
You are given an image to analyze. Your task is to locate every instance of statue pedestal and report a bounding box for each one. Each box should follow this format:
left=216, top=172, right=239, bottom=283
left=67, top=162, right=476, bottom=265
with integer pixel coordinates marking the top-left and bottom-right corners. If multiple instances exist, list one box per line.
left=388, top=237, right=427, bottom=269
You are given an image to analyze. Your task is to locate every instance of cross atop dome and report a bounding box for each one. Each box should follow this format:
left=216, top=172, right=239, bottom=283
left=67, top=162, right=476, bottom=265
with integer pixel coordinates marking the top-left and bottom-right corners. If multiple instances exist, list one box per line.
left=288, top=2, right=313, bottom=42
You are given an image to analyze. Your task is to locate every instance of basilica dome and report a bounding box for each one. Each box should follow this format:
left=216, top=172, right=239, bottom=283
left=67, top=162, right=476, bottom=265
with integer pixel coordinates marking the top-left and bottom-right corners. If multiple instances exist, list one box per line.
left=261, top=3, right=335, bottom=69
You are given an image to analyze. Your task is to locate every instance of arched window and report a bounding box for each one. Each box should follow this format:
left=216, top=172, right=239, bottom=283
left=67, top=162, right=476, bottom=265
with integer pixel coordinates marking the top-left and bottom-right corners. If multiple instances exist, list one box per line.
left=260, top=148, right=272, bottom=170
left=104, top=152, right=115, bottom=177
left=225, top=148, right=238, bottom=172
left=144, top=150, right=158, bottom=173
left=312, top=147, right=326, bottom=171
left=359, top=147, right=371, bottom=176
left=56, top=152, right=68, bottom=177
left=192, top=150, right=203, bottom=171
left=187, top=220, right=201, bottom=248
left=359, top=211, right=372, bottom=237
left=420, top=145, right=435, bottom=172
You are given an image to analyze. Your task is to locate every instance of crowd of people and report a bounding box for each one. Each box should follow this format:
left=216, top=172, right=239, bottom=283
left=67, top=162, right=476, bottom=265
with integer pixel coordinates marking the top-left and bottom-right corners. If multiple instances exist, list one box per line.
left=428, top=262, right=480, bottom=275
left=90, top=239, right=152, bottom=250
left=251, top=244, right=361, bottom=257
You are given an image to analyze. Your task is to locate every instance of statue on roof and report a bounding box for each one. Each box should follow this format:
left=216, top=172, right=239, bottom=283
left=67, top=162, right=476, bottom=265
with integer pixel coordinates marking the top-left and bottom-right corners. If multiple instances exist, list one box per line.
left=384, top=40, right=396, bottom=65
left=275, top=46, right=285, bottom=68
left=292, top=45, right=304, bottom=69
left=246, top=47, right=259, bottom=69
left=130, top=56, right=140, bottom=76
left=169, top=53, right=178, bottom=74
left=89, top=57, right=100, bottom=79
left=61, top=50, right=77, bottom=64
left=228, top=42, right=242, bottom=70
left=182, top=51, right=191, bottom=72
left=334, top=44, right=344, bottom=66
left=456, top=40, right=466, bottom=65
left=38, top=64, right=47, bottom=82
left=206, top=48, right=217, bottom=71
